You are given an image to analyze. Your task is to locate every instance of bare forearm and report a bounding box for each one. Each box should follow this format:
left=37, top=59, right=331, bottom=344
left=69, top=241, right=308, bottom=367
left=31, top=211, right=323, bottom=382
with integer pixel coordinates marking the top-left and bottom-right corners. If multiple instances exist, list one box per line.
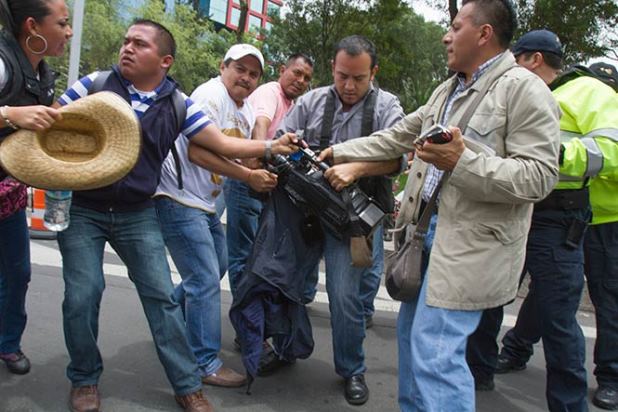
left=188, top=143, right=250, bottom=181
left=191, top=124, right=266, bottom=158
left=191, top=124, right=298, bottom=158
left=252, top=116, right=271, bottom=141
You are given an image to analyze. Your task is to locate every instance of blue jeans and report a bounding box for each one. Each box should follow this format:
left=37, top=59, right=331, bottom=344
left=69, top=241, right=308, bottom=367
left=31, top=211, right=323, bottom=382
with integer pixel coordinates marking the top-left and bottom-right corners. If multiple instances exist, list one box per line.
left=469, top=207, right=589, bottom=412
left=303, top=224, right=384, bottom=317
left=361, top=224, right=384, bottom=318
left=214, top=192, right=226, bottom=218
left=155, top=197, right=227, bottom=376
left=302, top=231, right=369, bottom=377
left=585, top=221, right=618, bottom=390
left=302, top=263, right=320, bottom=304
left=0, top=208, right=31, bottom=354
left=57, top=205, right=201, bottom=395
left=398, top=214, right=482, bottom=412
left=223, top=179, right=263, bottom=299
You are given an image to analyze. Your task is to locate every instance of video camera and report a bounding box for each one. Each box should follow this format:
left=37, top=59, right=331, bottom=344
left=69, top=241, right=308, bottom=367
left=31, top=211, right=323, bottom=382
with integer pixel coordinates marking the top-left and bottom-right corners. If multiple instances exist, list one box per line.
left=267, top=131, right=385, bottom=239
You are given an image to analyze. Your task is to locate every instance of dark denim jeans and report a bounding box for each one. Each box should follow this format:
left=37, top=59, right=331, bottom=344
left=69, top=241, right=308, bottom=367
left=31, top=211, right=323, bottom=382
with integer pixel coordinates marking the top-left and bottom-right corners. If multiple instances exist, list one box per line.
left=155, top=197, right=227, bottom=376
left=57, top=205, right=201, bottom=395
left=585, top=221, right=618, bottom=390
left=467, top=207, right=590, bottom=412
left=360, top=225, right=385, bottom=318
left=299, top=230, right=371, bottom=378
left=223, top=179, right=263, bottom=299
left=0, top=208, right=31, bottom=354
left=303, top=224, right=384, bottom=318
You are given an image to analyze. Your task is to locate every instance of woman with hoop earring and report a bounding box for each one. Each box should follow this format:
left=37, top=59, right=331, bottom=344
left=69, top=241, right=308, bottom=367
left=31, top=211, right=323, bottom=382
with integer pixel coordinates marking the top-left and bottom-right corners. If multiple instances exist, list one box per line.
left=0, top=0, right=72, bottom=375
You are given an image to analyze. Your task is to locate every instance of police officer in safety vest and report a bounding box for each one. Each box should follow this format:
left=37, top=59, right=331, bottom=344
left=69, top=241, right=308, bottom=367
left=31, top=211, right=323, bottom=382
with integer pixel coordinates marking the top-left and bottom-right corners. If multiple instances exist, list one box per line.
left=467, top=29, right=618, bottom=412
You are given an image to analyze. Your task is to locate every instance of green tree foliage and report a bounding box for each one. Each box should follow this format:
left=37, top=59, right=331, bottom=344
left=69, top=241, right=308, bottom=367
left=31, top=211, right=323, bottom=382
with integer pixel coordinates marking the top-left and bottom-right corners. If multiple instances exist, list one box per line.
left=264, top=0, right=368, bottom=86
left=48, top=0, right=246, bottom=94
left=431, top=0, right=618, bottom=65
left=136, top=0, right=236, bottom=91
left=513, top=0, right=618, bottom=65
left=265, top=0, right=448, bottom=112
left=47, top=0, right=126, bottom=91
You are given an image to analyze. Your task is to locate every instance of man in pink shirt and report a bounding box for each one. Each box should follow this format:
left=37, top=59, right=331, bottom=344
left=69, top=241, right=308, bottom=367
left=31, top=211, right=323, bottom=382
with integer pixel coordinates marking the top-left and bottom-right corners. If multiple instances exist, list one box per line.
left=249, top=53, right=313, bottom=140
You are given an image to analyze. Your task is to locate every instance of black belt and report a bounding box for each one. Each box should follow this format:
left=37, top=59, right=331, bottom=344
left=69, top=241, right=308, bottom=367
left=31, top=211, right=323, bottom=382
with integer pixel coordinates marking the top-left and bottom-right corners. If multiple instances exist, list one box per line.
left=534, top=188, right=589, bottom=211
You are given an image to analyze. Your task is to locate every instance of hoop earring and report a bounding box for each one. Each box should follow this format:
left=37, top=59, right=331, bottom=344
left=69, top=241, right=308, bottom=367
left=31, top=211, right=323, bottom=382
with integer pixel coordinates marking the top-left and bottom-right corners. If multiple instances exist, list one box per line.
left=26, top=34, right=48, bottom=55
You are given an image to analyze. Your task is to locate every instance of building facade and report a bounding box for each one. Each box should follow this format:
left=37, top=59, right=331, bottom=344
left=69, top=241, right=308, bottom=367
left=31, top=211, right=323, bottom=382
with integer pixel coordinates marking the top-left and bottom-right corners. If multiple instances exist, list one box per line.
left=197, top=0, right=283, bottom=32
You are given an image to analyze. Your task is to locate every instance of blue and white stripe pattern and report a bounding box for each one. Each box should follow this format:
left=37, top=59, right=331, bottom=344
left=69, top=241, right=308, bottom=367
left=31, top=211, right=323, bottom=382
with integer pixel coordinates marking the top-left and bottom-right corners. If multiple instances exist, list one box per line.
left=58, top=71, right=211, bottom=138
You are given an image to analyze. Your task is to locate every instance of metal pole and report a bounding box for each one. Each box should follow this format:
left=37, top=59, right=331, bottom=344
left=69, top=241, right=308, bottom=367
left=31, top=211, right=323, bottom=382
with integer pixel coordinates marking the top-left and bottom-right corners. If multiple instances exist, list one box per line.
left=67, top=0, right=85, bottom=86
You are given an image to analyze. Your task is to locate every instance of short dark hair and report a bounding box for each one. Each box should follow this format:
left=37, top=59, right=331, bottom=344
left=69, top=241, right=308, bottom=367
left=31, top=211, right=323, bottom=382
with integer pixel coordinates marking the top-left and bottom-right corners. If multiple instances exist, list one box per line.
left=462, top=0, right=517, bottom=49
left=0, top=0, right=53, bottom=37
left=519, top=50, right=563, bottom=71
left=286, top=53, right=313, bottom=68
left=333, top=35, right=377, bottom=69
left=131, top=18, right=176, bottom=58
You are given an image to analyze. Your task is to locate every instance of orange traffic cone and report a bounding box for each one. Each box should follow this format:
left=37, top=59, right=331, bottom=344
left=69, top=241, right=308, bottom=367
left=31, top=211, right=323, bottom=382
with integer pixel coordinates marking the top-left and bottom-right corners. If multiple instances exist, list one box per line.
left=28, top=188, right=57, bottom=240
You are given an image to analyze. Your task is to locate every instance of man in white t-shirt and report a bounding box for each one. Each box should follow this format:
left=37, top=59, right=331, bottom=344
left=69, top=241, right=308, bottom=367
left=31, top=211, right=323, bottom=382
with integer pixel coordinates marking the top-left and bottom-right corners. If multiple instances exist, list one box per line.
left=154, top=44, right=276, bottom=388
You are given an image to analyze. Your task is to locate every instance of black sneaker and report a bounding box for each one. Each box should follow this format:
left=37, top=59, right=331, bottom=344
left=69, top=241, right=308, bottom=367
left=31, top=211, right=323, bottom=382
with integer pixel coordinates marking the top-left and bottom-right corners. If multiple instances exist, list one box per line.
left=495, top=353, right=526, bottom=374
left=593, top=387, right=618, bottom=410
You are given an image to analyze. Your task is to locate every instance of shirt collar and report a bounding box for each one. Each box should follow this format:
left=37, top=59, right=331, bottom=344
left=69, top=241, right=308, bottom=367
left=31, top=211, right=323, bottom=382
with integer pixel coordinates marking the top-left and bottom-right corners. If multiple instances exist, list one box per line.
left=121, top=73, right=168, bottom=97
left=330, top=83, right=376, bottom=112
left=456, top=52, right=505, bottom=90
left=276, top=81, right=293, bottom=105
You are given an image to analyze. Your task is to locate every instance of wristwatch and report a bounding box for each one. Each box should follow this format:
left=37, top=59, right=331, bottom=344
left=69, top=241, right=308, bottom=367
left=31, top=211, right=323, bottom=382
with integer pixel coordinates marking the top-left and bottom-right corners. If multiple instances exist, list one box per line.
left=264, top=140, right=272, bottom=161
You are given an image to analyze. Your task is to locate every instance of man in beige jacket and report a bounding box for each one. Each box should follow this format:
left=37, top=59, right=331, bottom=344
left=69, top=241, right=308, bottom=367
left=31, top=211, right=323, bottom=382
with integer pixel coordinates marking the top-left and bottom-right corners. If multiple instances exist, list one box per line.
left=318, top=0, right=560, bottom=410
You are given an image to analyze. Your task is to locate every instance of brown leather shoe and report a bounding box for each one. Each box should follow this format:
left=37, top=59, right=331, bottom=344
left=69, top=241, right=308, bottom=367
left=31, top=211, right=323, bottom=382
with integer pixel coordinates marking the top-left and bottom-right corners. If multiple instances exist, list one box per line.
left=175, top=390, right=213, bottom=412
left=69, top=385, right=100, bottom=412
left=202, top=366, right=247, bottom=388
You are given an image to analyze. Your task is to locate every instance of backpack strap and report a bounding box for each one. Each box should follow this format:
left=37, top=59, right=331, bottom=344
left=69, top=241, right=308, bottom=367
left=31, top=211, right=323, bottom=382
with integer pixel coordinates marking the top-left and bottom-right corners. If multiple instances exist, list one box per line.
left=170, top=89, right=187, bottom=135
left=169, top=89, right=187, bottom=190
left=88, top=70, right=112, bottom=94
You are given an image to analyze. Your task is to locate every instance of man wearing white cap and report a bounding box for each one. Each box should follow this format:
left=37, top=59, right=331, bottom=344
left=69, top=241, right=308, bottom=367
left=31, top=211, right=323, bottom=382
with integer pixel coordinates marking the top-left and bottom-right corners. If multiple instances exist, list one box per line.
left=155, top=43, right=272, bottom=388
left=209, top=44, right=271, bottom=300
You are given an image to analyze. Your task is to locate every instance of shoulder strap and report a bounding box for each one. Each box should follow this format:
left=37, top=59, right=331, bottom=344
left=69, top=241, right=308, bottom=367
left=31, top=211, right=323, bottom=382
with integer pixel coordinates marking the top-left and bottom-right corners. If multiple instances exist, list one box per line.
left=457, top=63, right=517, bottom=131
left=320, top=87, right=378, bottom=150
left=417, top=63, right=518, bottom=232
left=320, top=89, right=336, bottom=150
left=361, top=88, right=377, bottom=136
left=414, top=174, right=445, bottom=237
left=170, top=89, right=187, bottom=135
left=89, top=70, right=112, bottom=94
left=170, top=89, right=187, bottom=190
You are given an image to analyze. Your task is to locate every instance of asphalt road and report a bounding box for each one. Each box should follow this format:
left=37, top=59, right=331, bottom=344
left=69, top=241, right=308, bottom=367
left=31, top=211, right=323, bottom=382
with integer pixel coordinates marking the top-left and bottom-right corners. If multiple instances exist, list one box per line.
left=0, top=239, right=604, bottom=412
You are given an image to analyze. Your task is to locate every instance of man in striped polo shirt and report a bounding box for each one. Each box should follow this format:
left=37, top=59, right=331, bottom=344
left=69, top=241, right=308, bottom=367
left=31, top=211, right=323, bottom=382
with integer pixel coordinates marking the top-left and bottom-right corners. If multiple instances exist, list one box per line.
left=54, top=19, right=298, bottom=412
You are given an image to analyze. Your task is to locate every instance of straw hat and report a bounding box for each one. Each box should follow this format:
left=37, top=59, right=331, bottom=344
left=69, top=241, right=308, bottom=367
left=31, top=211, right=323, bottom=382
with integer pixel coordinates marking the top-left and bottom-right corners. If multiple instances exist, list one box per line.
left=0, top=91, right=141, bottom=190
